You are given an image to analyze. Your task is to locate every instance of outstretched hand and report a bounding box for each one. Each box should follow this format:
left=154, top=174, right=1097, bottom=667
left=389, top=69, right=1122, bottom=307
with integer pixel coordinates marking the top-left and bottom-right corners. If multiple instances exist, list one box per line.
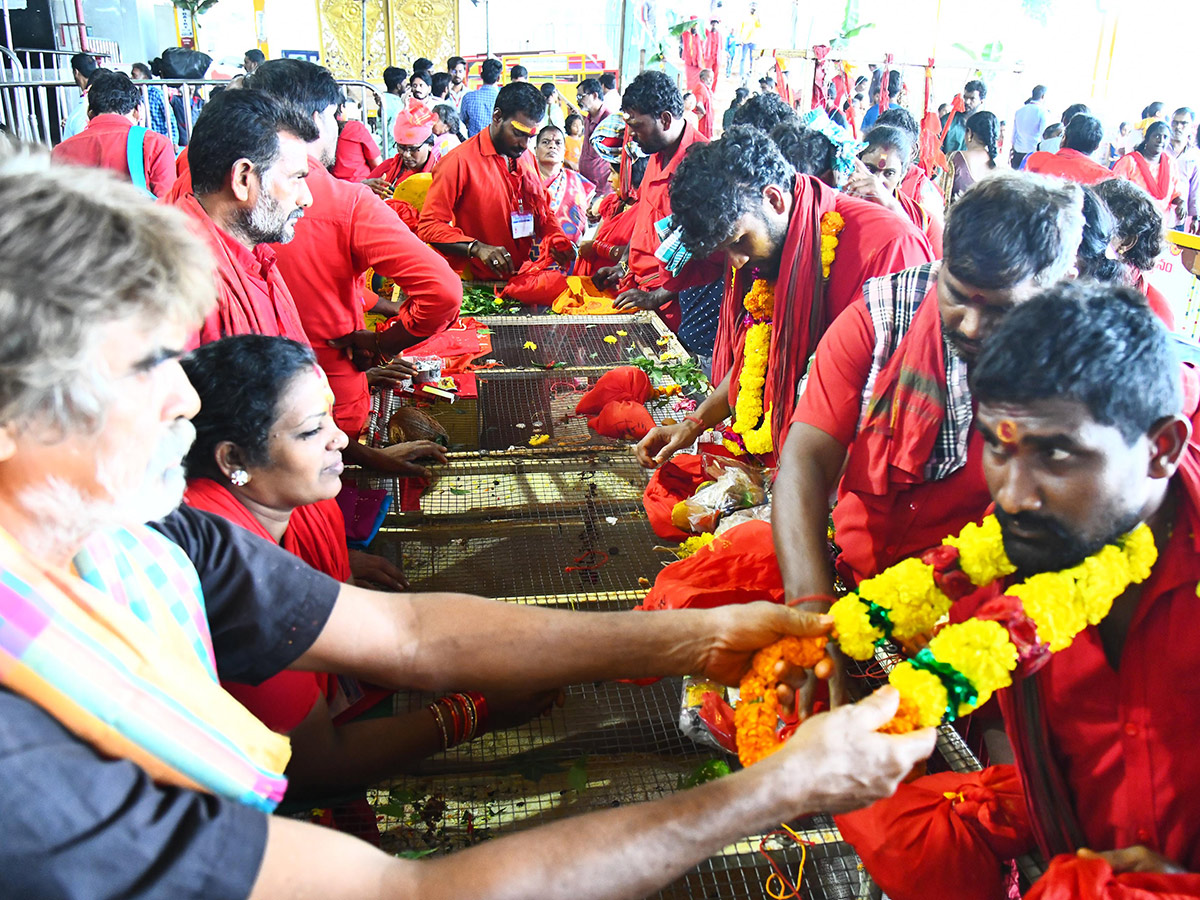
left=695, top=602, right=835, bottom=688
left=634, top=421, right=700, bottom=468
left=377, top=440, right=448, bottom=477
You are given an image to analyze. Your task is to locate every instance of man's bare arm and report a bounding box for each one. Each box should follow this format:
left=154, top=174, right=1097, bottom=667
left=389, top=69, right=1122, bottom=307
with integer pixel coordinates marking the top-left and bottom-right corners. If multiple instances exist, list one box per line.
left=250, top=689, right=936, bottom=900
left=772, top=422, right=850, bottom=604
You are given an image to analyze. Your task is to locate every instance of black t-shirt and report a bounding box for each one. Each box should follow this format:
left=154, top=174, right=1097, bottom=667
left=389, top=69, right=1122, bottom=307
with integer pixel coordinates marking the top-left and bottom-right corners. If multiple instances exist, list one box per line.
left=0, top=506, right=340, bottom=899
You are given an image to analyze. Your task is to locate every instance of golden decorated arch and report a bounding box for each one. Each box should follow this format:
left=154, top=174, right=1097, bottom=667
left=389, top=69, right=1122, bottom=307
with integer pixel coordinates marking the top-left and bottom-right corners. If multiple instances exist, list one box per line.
left=317, top=0, right=459, bottom=81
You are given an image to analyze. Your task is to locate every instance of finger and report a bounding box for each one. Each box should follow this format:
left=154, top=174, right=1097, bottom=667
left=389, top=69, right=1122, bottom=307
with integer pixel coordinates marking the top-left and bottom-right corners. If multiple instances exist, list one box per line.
left=326, top=336, right=352, bottom=349
left=775, top=606, right=835, bottom=638
left=845, top=686, right=902, bottom=730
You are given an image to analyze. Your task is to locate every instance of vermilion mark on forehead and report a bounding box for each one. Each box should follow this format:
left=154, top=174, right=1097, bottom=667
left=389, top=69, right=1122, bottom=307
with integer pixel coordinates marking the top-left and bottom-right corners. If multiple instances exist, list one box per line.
left=997, top=420, right=1019, bottom=444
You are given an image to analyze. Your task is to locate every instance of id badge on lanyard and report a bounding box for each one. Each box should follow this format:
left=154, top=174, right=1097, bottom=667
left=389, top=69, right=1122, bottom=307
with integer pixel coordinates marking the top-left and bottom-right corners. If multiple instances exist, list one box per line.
left=511, top=197, right=534, bottom=239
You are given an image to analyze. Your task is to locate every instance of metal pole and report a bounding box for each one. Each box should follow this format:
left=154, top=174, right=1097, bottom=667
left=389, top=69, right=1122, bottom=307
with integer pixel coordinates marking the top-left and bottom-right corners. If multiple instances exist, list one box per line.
left=361, top=0, right=367, bottom=80
left=485, top=0, right=491, bottom=58
left=617, top=0, right=627, bottom=80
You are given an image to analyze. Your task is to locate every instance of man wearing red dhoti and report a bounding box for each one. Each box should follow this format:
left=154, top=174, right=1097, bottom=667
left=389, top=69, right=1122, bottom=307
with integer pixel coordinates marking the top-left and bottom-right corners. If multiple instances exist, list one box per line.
left=634, top=126, right=933, bottom=470
left=702, top=20, right=722, bottom=92
left=694, top=69, right=717, bottom=140
left=595, top=71, right=719, bottom=332
left=418, top=82, right=575, bottom=281
left=1023, top=114, right=1115, bottom=186
left=246, top=60, right=462, bottom=473
left=680, top=20, right=703, bottom=92
left=171, top=90, right=316, bottom=348
left=838, top=284, right=1200, bottom=900
left=773, top=173, right=1084, bottom=608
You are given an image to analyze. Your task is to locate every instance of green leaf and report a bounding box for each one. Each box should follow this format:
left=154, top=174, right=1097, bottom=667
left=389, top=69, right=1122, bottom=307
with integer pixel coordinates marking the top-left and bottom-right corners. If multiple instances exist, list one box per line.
left=951, top=42, right=979, bottom=62
left=841, top=23, right=875, bottom=39
left=677, top=758, right=732, bottom=789
left=668, top=20, right=700, bottom=37
left=567, top=756, right=589, bottom=793
left=446, top=486, right=471, bottom=495
left=394, top=848, right=437, bottom=860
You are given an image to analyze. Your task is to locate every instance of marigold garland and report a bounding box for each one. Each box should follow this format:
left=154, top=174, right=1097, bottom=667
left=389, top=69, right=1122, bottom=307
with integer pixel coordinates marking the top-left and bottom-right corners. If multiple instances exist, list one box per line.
left=819, top=211, right=844, bottom=278
left=829, top=515, right=1156, bottom=731
left=734, top=635, right=828, bottom=766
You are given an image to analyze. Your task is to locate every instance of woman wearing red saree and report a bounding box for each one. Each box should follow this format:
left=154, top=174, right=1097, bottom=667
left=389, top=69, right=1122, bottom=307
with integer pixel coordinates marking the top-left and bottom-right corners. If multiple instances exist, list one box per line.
left=1113, top=121, right=1185, bottom=225
left=534, top=124, right=595, bottom=244
left=182, top=336, right=556, bottom=840
left=846, top=124, right=944, bottom=256
left=576, top=155, right=648, bottom=277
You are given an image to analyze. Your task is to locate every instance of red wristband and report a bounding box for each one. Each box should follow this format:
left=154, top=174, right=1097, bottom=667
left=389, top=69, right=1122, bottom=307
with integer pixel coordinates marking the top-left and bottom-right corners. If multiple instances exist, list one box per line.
left=684, top=415, right=705, bottom=428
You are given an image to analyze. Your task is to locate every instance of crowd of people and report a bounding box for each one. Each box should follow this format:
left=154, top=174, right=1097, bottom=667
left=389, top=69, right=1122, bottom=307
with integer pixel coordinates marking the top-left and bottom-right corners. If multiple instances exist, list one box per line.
left=2, top=38, right=1199, bottom=900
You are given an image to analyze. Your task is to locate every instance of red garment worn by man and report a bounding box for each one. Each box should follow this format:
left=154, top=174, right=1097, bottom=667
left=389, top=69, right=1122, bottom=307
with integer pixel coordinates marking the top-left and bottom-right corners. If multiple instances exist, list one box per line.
left=680, top=21, right=703, bottom=92
left=574, top=78, right=613, bottom=199
left=51, top=71, right=176, bottom=197
left=364, top=101, right=441, bottom=190
left=702, top=20, right=722, bottom=92
left=774, top=175, right=1084, bottom=612
left=1023, top=113, right=1114, bottom=186
left=245, top=61, right=461, bottom=466
left=694, top=69, right=717, bottom=140
left=418, top=81, right=575, bottom=281
left=169, top=89, right=315, bottom=348
left=593, top=71, right=719, bottom=332
left=635, top=126, right=933, bottom=473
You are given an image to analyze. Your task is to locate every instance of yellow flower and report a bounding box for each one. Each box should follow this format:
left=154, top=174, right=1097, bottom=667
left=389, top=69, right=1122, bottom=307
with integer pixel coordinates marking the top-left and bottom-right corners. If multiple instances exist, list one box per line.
left=617, top=329, right=627, bottom=336
left=1121, top=524, right=1156, bottom=582
left=528, top=434, right=550, bottom=446
left=732, top=322, right=772, bottom=454
left=888, top=662, right=948, bottom=728
left=676, top=533, right=717, bottom=558
left=657, top=336, right=671, bottom=346
left=1010, top=570, right=1086, bottom=652
left=523, top=341, right=538, bottom=350
left=721, top=438, right=747, bottom=456
left=493, top=298, right=504, bottom=305
left=736, top=635, right=828, bottom=765
left=603, top=335, right=618, bottom=344
left=944, top=516, right=1017, bottom=586
left=927, top=619, right=1018, bottom=702
left=857, top=557, right=950, bottom=639
left=742, top=278, right=775, bottom=321
left=820, top=210, right=845, bottom=235
left=831, top=595, right=883, bottom=660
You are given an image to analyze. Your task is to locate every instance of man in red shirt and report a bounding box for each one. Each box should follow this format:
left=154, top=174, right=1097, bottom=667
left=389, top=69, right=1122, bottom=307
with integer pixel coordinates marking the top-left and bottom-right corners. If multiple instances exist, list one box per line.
left=247, top=59, right=458, bottom=474
left=635, top=127, right=933, bottom=470
left=594, top=70, right=714, bottom=331
left=418, top=82, right=575, bottom=281
left=1023, top=113, right=1115, bottom=185
left=694, top=69, right=717, bottom=139
left=51, top=71, right=176, bottom=197
left=173, top=90, right=316, bottom=348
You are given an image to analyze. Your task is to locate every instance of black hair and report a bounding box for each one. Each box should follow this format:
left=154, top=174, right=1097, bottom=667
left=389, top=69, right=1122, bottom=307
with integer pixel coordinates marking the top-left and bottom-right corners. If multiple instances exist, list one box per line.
left=883, top=70, right=902, bottom=96
left=1174, top=107, right=1195, bottom=120
left=1030, top=84, right=1047, bottom=101
left=577, top=78, right=601, bottom=99
left=875, top=105, right=919, bottom=139
left=494, top=81, right=546, bottom=122
left=480, top=58, right=502, bottom=85
left=630, top=154, right=649, bottom=189
left=383, top=66, right=407, bottom=91
left=730, top=91, right=795, bottom=133
left=1076, top=185, right=1123, bottom=283
left=970, top=282, right=1180, bottom=445
left=965, top=110, right=999, bottom=167
left=413, top=57, right=433, bottom=73
left=410, top=69, right=431, bottom=86
left=432, top=102, right=462, bottom=136
left=861, top=124, right=915, bottom=172
left=728, top=87, right=750, bottom=110
left=510, top=64, right=528, bottom=80
left=130, top=61, right=152, bottom=78
left=245, top=58, right=343, bottom=119
left=770, top=120, right=834, bottom=177
left=189, top=90, right=319, bottom=196
left=537, top=124, right=564, bottom=142
left=621, top=70, right=684, bottom=119
left=540, top=82, right=558, bottom=99
left=431, top=72, right=450, bottom=97
left=182, top=335, right=317, bottom=480
left=1043, top=122, right=1063, bottom=140
left=1062, top=114, right=1104, bottom=154
left=244, top=49, right=265, bottom=66
left=599, top=72, right=616, bottom=91
left=87, top=71, right=141, bottom=116
left=669, top=126, right=795, bottom=256
left=565, top=113, right=583, bottom=133
left=70, top=53, right=97, bottom=78
left=1061, top=102, right=1091, bottom=127
left=447, top=56, right=466, bottom=70
left=1093, top=178, right=1164, bottom=272
left=964, top=78, right=987, bottom=98
left=1135, top=121, right=1170, bottom=156
left=1143, top=101, right=1165, bottom=120
left=943, top=172, right=1084, bottom=289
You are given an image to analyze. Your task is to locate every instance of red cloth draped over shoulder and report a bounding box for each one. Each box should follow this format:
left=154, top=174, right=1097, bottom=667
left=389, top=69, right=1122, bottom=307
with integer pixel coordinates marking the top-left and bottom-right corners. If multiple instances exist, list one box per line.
left=184, top=477, right=347, bottom=732
left=834, top=765, right=1035, bottom=900
left=1131, top=269, right=1176, bottom=330
left=1024, top=148, right=1115, bottom=186
left=1025, top=855, right=1200, bottom=900
left=895, top=189, right=943, bottom=256
left=636, top=520, right=783, bottom=610
left=711, top=176, right=932, bottom=444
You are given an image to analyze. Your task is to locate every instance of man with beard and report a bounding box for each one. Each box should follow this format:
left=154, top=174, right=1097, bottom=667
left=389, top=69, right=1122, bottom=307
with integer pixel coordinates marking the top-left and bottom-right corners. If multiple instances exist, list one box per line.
left=840, top=284, right=1200, bottom=898
left=446, top=56, right=468, bottom=109
left=174, top=90, right=314, bottom=346
left=247, top=60, right=460, bottom=475
left=636, top=127, right=932, bottom=470
left=418, top=81, right=576, bottom=281
left=0, top=151, right=935, bottom=900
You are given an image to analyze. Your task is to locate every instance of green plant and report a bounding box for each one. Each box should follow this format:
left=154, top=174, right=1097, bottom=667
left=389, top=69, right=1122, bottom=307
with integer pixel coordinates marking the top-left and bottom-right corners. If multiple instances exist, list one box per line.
left=171, top=0, right=220, bottom=17
left=625, top=346, right=709, bottom=396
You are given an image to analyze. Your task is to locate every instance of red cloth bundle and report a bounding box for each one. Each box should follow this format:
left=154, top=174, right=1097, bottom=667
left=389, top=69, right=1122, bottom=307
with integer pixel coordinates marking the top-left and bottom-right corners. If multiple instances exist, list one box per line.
left=834, top=766, right=1036, bottom=900
left=499, top=234, right=574, bottom=306
left=636, top=520, right=784, bottom=610
left=575, top=367, right=652, bottom=415
left=591, top=400, right=654, bottom=440
left=642, top=453, right=707, bottom=540
left=1026, top=856, right=1200, bottom=900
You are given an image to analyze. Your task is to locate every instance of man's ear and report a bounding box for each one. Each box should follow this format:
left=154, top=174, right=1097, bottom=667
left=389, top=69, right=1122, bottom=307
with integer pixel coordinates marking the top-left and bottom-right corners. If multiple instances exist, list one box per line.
left=659, top=110, right=674, bottom=132
left=763, top=183, right=788, bottom=216
left=229, top=158, right=257, bottom=203
left=0, top=422, right=17, bottom=463
left=1147, top=414, right=1191, bottom=479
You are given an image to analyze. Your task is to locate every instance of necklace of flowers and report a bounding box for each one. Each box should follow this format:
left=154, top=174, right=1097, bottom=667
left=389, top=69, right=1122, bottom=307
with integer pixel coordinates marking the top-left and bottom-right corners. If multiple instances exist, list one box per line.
left=735, top=514, right=1157, bottom=763
left=727, top=212, right=845, bottom=460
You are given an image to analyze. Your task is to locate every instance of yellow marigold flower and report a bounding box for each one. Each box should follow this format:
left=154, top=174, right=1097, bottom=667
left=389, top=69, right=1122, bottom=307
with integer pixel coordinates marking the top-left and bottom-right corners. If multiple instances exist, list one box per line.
left=617, top=330, right=628, bottom=336
left=820, top=211, right=845, bottom=234
left=603, top=335, right=618, bottom=344
left=493, top=298, right=504, bottom=305
left=523, top=340, right=538, bottom=350
left=927, top=619, right=1018, bottom=700
left=736, top=635, right=828, bottom=765
left=944, top=516, right=1016, bottom=585
left=831, top=595, right=883, bottom=660
left=528, top=434, right=550, bottom=446
left=888, top=662, right=948, bottom=729
left=1011, top=570, right=1086, bottom=652
left=857, top=557, right=949, bottom=639
left=721, top=438, right=747, bottom=456
left=743, top=278, right=775, bottom=321
left=1121, top=524, right=1157, bottom=582
left=676, top=533, right=717, bottom=558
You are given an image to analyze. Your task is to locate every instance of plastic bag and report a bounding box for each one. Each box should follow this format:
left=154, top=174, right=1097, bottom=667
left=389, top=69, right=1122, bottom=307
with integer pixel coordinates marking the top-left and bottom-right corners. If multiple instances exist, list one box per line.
left=159, top=47, right=213, bottom=79
left=678, top=676, right=738, bottom=754
left=670, top=465, right=767, bottom=534
left=643, top=454, right=707, bottom=540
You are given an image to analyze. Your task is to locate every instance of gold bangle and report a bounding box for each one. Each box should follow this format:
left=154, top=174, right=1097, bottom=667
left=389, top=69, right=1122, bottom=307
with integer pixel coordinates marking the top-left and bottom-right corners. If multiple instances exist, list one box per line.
left=427, top=702, right=450, bottom=750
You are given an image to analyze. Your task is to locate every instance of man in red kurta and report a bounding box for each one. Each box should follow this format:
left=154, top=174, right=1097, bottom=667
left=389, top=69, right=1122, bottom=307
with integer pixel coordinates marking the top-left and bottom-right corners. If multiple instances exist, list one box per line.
left=694, top=69, right=717, bottom=140
left=170, top=89, right=316, bottom=349
left=247, top=61, right=462, bottom=472
left=418, top=81, right=575, bottom=281
left=51, top=71, right=176, bottom=197
left=1023, top=113, right=1114, bottom=186
left=364, top=100, right=441, bottom=192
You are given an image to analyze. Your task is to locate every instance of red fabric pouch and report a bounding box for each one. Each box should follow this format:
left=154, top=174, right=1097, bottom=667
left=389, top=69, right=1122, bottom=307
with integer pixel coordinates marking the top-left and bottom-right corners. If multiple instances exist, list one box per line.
left=575, top=367, right=652, bottom=416
left=1026, top=856, right=1200, bottom=900
left=642, top=453, right=707, bottom=540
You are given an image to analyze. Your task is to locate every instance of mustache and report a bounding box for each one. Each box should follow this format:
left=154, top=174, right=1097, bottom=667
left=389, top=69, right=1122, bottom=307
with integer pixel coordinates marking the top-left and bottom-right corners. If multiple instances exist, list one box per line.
left=993, top=506, right=1073, bottom=543
left=153, top=418, right=196, bottom=468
